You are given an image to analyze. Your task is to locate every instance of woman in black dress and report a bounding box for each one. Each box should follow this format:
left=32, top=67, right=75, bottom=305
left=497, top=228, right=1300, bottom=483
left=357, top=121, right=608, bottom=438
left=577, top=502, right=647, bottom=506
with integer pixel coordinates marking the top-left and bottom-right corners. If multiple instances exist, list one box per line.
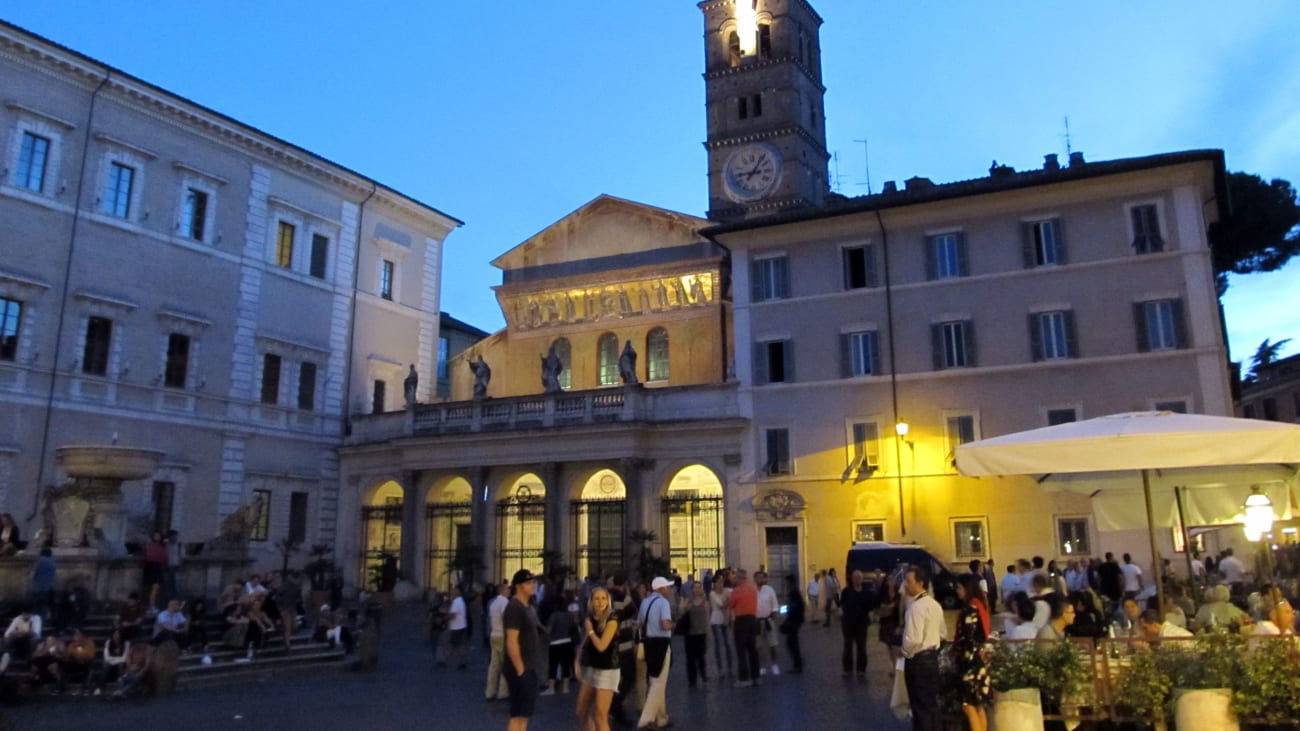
left=953, top=573, right=991, bottom=731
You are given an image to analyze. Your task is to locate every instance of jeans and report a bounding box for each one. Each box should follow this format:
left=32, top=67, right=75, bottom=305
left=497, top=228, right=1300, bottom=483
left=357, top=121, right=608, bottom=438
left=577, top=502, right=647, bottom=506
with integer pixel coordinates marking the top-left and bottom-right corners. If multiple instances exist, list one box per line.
left=732, top=615, right=760, bottom=682
left=904, top=650, right=941, bottom=731
left=710, top=623, right=733, bottom=676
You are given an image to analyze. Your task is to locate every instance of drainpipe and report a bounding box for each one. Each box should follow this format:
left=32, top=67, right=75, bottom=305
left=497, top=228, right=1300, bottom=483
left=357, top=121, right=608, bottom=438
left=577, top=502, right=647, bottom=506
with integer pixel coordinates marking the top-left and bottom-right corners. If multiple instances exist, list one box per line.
left=340, top=182, right=377, bottom=437
left=27, top=70, right=111, bottom=527
left=875, top=208, right=906, bottom=537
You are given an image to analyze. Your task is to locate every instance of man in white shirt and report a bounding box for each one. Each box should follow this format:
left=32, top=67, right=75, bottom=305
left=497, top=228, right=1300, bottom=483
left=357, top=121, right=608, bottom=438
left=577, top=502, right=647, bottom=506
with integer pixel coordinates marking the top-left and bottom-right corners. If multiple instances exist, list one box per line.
left=3, top=607, right=41, bottom=660
left=637, top=577, right=675, bottom=731
left=807, top=572, right=822, bottom=624
left=1139, top=608, right=1193, bottom=639
left=902, top=565, right=946, bottom=731
left=153, top=598, right=189, bottom=644
left=999, top=564, right=1020, bottom=612
left=1120, top=554, right=1143, bottom=597
left=443, top=584, right=469, bottom=670
left=754, top=570, right=782, bottom=675
left=1218, top=548, right=1245, bottom=586
left=485, top=581, right=511, bottom=700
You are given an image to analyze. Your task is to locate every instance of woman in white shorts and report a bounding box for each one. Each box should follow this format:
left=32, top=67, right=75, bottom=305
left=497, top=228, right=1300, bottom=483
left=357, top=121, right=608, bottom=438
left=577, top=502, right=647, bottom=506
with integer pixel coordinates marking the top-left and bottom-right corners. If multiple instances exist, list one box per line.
left=575, top=586, right=620, bottom=731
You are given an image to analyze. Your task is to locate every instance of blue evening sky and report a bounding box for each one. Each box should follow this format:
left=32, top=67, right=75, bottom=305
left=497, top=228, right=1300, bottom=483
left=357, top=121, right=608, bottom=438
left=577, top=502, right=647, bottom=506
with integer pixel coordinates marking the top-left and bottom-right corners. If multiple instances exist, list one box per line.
left=7, top=1, right=1298, bottom=363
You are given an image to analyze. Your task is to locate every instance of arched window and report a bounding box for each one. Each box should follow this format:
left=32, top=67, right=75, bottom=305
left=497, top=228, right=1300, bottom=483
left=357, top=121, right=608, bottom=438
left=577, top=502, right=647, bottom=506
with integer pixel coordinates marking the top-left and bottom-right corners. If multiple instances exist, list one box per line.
left=552, top=337, right=572, bottom=390
left=727, top=31, right=741, bottom=67
left=647, top=328, right=669, bottom=383
left=597, top=333, right=619, bottom=386
left=757, top=23, right=772, bottom=59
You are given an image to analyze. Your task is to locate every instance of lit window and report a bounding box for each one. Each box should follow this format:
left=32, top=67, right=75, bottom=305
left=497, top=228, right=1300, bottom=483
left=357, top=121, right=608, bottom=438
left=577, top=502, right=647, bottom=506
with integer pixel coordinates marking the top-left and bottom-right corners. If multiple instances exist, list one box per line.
left=1058, top=517, right=1091, bottom=556
left=952, top=519, right=987, bottom=559
left=276, top=221, right=295, bottom=269
left=597, top=333, right=619, bottom=386
left=646, top=328, right=669, bottom=382
left=552, top=338, right=572, bottom=390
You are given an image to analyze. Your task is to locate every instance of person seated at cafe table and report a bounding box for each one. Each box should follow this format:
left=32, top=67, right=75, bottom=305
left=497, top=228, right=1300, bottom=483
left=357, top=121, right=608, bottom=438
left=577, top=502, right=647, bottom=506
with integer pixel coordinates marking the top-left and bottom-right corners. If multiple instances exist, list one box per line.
left=1112, top=597, right=1144, bottom=639
left=1036, top=596, right=1075, bottom=640
left=1139, top=608, right=1192, bottom=640
left=1251, top=599, right=1296, bottom=636
left=1192, top=585, right=1250, bottom=631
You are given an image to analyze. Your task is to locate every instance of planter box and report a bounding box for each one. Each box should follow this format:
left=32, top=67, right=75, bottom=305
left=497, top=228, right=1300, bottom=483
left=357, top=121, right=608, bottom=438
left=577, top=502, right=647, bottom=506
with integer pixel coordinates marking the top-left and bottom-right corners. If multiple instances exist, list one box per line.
left=992, top=688, right=1042, bottom=731
left=1174, top=688, right=1238, bottom=731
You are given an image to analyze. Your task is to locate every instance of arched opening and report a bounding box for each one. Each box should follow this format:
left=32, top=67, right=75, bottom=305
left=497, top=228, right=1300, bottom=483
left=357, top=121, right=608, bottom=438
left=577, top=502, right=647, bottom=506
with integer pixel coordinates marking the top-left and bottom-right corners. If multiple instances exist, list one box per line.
left=597, top=332, right=619, bottom=386
left=361, top=480, right=403, bottom=591
left=646, top=327, right=669, bottom=383
left=571, top=469, right=627, bottom=581
left=727, top=30, right=741, bottom=67
left=425, top=477, right=473, bottom=590
left=552, top=337, right=572, bottom=391
left=496, top=475, right=546, bottom=583
left=662, top=465, right=725, bottom=577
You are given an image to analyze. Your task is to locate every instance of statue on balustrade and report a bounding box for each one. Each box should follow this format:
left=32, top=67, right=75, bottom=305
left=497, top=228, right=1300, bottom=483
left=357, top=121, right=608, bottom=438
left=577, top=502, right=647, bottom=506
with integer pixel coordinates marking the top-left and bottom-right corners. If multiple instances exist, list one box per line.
left=619, top=340, right=638, bottom=385
left=404, top=364, right=419, bottom=407
left=541, top=345, right=564, bottom=394
left=469, top=355, right=492, bottom=399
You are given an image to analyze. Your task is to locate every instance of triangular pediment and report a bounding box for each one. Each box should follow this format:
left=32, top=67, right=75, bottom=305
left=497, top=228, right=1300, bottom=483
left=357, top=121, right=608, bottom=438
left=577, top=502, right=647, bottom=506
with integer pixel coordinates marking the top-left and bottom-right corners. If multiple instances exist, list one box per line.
left=491, top=195, right=710, bottom=272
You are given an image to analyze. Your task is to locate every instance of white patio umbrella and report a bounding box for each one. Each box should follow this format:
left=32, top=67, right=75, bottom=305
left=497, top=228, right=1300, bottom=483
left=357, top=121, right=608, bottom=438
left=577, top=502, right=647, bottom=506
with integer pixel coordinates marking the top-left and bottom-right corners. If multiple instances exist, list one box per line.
left=955, top=411, right=1300, bottom=609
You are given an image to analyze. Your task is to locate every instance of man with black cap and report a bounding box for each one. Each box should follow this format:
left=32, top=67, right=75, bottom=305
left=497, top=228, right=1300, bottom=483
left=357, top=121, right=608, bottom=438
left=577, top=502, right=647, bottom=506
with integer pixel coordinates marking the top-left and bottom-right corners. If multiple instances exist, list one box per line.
left=504, top=569, right=540, bottom=731
left=636, top=576, right=675, bottom=730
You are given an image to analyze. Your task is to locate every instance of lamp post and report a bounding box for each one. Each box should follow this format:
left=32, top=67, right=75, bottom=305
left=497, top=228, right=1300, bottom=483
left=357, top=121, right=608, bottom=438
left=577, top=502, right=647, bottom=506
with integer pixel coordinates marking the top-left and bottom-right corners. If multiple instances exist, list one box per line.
left=894, top=421, right=911, bottom=537
left=1242, top=485, right=1275, bottom=583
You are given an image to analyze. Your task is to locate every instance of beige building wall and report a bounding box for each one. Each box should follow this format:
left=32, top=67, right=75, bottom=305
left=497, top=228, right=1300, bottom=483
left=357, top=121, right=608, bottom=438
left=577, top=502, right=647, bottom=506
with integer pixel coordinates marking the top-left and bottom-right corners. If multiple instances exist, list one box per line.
left=717, top=153, right=1231, bottom=579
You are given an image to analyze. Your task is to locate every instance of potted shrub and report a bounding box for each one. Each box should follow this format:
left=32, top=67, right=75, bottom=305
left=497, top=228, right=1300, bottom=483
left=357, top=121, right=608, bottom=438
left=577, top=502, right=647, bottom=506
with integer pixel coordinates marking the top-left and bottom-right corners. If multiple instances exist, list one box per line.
left=1232, top=637, right=1300, bottom=728
left=989, top=640, right=1088, bottom=731
left=1161, top=633, right=1242, bottom=731
left=1114, top=647, right=1173, bottom=731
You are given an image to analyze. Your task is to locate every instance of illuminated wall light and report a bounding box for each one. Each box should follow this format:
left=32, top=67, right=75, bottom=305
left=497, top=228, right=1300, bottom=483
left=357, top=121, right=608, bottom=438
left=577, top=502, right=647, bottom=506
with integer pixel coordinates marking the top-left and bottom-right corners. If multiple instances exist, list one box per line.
left=735, top=1, right=758, bottom=57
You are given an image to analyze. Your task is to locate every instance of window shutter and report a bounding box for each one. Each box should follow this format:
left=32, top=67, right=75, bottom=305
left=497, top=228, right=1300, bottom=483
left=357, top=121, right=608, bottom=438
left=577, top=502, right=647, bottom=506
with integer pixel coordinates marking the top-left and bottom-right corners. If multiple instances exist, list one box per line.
left=765, top=429, right=779, bottom=473
left=753, top=342, right=768, bottom=384
left=840, top=333, right=852, bottom=378
left=1130, top=207, right=1145, bottom=250
left=1133, top=303, right=1150, bottom=352
left=750, top=260, right=763, bottom=302
left=1064, top=310, right=1078, bottom=357
left=963, top=320, right=977, bottom=367
left=1053, top=218, right=1067, bottom=265
left=1028, top=314, right=1043, bottom=362
left=865, top=245, right=879, bottom=288
left=775, top=257, right=789, bottom=298
left=924, top=236, right=936, bottom=281
left=782, top=339, right=795, bottom=382
left=1171, top=298, right=1188, bottom=348
left=778, top=430, right=790, bottom=471
left=1022, top=222, right=1036, bottom=268
left=841, top=249, right=852, bottom=290
left=869, top=332, right=882, bottom=375
left=931, top=323, right=944, bottom=370
left=956, top=233, right=969, bottom=276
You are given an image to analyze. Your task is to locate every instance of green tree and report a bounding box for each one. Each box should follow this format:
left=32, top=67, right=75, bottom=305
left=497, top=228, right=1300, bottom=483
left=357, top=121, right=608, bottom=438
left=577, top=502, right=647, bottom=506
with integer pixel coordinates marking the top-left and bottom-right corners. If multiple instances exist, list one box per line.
left=1246, top=337, right=1293, bottom=382
left=1212, top=172, right=1300, bottom=293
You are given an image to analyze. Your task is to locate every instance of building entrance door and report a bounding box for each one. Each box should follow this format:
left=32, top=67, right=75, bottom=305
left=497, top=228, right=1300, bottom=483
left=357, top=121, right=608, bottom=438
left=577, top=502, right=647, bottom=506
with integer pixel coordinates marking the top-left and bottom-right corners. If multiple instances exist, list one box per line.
left=764, top=526, right=799, bottom=583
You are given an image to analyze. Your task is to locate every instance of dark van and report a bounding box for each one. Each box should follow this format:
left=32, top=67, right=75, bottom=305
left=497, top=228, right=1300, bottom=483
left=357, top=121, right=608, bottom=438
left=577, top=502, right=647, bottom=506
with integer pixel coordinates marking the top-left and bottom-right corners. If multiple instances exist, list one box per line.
left=844, top=543, right=961, bottom=609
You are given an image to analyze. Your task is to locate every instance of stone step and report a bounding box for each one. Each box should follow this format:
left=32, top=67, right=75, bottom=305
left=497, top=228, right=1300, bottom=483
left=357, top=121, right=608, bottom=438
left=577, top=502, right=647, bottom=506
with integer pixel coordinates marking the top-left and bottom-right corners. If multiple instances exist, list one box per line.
left=175, top=649, right=348, bottom=688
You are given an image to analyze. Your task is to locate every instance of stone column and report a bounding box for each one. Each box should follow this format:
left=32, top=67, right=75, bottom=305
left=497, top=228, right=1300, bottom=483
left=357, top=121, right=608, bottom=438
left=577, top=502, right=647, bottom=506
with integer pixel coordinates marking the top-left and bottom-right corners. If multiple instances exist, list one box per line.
left=399, top=470, right=422, bottom=586
left=468, top=467, right=491, bottom=584
left=539, top=462, right=564, bottom=575
left=620, top=458, right=656, bottom=564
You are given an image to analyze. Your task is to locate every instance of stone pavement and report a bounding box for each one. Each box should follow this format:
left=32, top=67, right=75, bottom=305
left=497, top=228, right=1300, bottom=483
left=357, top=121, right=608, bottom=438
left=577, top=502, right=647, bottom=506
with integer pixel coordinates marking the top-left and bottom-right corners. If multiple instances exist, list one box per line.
left=6, top=606, right=914, bottom=731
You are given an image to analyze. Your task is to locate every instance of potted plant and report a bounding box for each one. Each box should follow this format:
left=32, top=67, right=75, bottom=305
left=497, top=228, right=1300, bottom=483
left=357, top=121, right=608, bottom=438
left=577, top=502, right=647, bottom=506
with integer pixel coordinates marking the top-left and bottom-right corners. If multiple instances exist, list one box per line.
left=303, top=543, right=337, bottom=612
left=367, top=549, right=400, bottom=605
left=1114, top=647, right=1174, bottom=731
left=1232, top=637, right=1300, bottom=728
left=989, top=639, right=1089, bottom=731
left=1161, top=633, right=1242, bottom=731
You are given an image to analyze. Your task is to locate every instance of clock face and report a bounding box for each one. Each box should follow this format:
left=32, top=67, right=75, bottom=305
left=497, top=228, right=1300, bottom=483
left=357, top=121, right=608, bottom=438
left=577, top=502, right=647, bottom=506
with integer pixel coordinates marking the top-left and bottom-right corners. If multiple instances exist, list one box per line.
left=723, top=144, right=782, bottom=202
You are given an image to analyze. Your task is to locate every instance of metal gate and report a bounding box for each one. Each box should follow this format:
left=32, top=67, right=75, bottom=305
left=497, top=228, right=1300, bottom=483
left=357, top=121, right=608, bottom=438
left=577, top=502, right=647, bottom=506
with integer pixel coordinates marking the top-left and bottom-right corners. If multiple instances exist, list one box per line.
left=359, top=501, right=403, bottom=589
left=425, top=501, right=472, bottom=589
left=495, top=494, right=546, bottom=583
left=660, top=495, right=724, bottom=576
left=570, top=498, right=626, bottom=580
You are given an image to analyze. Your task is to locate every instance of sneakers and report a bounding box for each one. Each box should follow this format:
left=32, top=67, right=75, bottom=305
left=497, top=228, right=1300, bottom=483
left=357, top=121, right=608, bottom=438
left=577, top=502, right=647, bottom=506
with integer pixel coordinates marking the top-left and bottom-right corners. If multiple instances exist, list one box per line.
left=539, top=687, right=556, bottom=696
left=770, top=665, right=780, bottom=676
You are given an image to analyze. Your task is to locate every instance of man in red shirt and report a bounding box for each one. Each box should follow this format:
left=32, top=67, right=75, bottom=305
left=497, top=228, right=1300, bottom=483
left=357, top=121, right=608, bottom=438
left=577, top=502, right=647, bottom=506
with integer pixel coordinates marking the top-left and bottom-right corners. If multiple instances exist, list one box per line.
left=727, top=569, right=760, bottom=686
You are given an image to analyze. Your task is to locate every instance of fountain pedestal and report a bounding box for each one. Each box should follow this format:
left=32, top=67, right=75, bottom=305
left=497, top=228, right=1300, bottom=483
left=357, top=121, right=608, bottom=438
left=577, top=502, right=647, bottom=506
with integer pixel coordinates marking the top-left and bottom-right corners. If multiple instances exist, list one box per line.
left=52, top=446, right=165, bottom=555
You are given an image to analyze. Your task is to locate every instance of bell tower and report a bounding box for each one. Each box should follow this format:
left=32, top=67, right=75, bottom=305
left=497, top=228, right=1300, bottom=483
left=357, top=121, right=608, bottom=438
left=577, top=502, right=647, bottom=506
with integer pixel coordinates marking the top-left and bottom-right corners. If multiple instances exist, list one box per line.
left=700, top=0, right=830, bottom=222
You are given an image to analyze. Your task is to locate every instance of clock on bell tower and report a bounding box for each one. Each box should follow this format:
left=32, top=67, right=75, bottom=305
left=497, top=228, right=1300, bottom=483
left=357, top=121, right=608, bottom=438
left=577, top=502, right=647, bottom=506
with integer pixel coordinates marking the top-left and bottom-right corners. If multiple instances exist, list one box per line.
left=700, top=0, right=830, bottom=222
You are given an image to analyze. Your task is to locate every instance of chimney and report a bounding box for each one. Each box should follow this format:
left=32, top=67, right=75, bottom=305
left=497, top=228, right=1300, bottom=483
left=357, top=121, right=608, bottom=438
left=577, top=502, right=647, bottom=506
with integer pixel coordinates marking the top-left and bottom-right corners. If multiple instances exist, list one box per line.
left=1068, top=151, right=1085, bottom=168
left=1043, top=153, right=1060, bottom=171
left=989, top=160, right=1015, bottom=178
left=882, top=180, right=897, bottom=194
left=904, top=176, right=933, bottom=191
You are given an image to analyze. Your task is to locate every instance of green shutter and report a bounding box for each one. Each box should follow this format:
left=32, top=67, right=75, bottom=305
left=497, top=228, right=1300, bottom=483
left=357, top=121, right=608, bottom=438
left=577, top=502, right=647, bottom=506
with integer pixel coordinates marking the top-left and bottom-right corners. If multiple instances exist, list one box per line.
left=1172, top=298, right=1188, bottom=348
left=1134, top=303, right=1150, bottom=352
left=840, top=333, right=852, bottom=378
left=1052, top=218, right=1067, bottom=265
left=753, top=342, right=768, bottom=384
left=1064, top=310, right=1078, bottom=357
left=1022, top=222, right=1036, bottom=268
left=931, top=323, right=944, bottom=370
left=865, top=245, right=879, bottom=288
left=956, top=233, right=969, bottom=276
left=963, top=320, right=977, bottom=367
left=782, top=339, right=795, bottom=382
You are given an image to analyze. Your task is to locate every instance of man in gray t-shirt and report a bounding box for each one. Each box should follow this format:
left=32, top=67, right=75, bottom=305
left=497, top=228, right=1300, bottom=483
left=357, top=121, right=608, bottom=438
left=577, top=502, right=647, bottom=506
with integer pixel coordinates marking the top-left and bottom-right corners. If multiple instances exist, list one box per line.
left=504, top=569, right=540, bottom=729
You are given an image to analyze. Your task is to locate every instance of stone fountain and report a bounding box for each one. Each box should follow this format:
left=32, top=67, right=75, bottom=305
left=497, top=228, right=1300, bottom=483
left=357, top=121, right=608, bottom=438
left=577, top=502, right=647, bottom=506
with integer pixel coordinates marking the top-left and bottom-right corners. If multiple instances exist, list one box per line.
left=51, top=445, right=164, bottom=556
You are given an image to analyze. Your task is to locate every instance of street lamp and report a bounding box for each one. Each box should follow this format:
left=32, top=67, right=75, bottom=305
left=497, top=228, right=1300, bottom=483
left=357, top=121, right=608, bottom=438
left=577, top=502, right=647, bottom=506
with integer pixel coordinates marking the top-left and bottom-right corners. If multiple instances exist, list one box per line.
left=1243, top=485, right=1275, bottom=542
left=1243, top=484, right=1276, bottom=582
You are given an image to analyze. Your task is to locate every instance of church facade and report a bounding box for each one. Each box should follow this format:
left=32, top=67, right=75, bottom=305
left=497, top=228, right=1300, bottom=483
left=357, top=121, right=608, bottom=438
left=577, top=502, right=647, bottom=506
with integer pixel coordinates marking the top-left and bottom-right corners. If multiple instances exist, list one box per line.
left=338, top=0, right=1233, bottom=590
